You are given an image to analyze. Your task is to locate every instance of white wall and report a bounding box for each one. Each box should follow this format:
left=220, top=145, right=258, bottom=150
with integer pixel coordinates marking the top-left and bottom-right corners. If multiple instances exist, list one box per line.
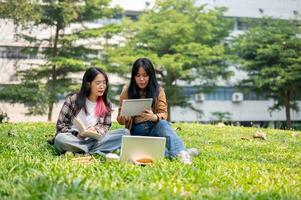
left=110, top=0, right=301, bottom=19
left=0, top=101, right=120, bottom=123
left=0, top=102, right=63, bottom=122
left=199, top=0, right=301, bottom=19
left=2, top=100, right=301, bottom=123
left=171, top=100, right=301, bottom=122
left=111, top=0, right=154, bottom=11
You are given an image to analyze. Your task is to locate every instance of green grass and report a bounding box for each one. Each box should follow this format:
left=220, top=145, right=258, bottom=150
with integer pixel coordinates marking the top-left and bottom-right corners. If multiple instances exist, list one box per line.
left=0, top=122, right=300, bottom=200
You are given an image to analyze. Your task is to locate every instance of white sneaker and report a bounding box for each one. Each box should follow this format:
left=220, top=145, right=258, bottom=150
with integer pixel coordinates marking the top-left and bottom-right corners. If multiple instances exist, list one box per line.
left=177, top=150, right=192, bottom=165
left=187, top=148, right=199, bottom=157
left=106, top=153, right=120, bottom=162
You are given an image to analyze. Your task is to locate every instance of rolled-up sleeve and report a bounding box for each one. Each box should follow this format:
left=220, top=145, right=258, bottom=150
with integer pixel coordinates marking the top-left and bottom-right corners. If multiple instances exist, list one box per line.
left=155, top=88, right=168, bottom=120
left=117, top=86, right=132, bottom=126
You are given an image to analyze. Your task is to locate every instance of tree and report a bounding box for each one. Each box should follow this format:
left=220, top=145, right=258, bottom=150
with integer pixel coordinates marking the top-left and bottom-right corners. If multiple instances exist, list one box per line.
left=233, top=19, right=301, bottom=129
left=0, top=0, right=121, bottom=121
left=105, top=0, right=233, bottom=120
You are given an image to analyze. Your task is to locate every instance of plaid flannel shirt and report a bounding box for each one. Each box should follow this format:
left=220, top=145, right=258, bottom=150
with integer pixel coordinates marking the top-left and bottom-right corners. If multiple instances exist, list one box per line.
left=56, top=93, right=112, bottom=136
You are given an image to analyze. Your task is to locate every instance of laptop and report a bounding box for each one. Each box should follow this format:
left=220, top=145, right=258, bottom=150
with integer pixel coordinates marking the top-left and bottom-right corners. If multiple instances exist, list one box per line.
left=120, top=135, right=166, bottom=164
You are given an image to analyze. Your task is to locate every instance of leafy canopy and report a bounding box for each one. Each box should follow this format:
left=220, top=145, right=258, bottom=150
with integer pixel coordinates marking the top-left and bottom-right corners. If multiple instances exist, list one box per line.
left=0, top=0, right=122, bottom=119
left=106, top=0, right=233, bottom=116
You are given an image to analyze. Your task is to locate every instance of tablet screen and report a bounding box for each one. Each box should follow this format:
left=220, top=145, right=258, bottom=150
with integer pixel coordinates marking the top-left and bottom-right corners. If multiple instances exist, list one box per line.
left=120, top=98, right=153, bottom=116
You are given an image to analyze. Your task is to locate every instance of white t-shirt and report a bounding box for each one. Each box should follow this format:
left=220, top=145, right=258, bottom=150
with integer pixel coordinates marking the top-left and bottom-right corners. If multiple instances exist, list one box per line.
left=71, top=98, right=98, bottom=131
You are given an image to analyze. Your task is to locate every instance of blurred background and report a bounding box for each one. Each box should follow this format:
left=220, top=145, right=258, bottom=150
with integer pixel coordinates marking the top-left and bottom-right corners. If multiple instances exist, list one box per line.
left=0, top=0, right=300, bottom=130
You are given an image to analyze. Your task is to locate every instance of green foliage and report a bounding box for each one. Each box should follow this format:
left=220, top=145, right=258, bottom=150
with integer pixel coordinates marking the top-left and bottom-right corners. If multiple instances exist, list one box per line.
left=0, top=83, right=48, bottom=115
left=0, top=122, right=300, bottom=199
left=0, top=0, right=40, bottom=25
left=105, top=0, right=233, bottom=116
left=211, top=111, right=231, bottom=122
left=0, top=0, right=122, bottom=120
left=232, top=18, right=301, bottom=128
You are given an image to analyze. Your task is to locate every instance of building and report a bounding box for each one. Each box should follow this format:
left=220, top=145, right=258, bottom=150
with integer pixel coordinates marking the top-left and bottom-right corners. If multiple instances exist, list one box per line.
left=1, top=0, right=301, bottom=126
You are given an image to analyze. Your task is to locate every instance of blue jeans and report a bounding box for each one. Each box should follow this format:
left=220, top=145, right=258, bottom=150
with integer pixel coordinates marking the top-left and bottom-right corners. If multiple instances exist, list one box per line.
left=131, top=120, right=186, bottom=157
left=54, top=128, right=130, bottom=155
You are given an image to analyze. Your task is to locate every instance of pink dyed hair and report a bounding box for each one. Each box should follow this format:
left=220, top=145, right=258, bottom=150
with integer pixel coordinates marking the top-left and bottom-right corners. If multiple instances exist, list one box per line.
left=95, top=96, right=110, bottom=117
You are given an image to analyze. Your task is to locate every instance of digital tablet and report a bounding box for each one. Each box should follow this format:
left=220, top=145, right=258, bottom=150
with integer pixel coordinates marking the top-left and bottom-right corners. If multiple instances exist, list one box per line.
left=120, top=98, right=153, bottom=116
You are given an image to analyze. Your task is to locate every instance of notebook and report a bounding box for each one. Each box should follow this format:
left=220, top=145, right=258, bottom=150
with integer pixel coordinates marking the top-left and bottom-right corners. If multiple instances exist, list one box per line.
left=73, top=117, right=103, bottom=141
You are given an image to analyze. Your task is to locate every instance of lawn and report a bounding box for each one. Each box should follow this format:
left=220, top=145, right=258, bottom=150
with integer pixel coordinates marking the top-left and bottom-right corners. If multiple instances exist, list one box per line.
left=0, top=122, right=300, bottom=199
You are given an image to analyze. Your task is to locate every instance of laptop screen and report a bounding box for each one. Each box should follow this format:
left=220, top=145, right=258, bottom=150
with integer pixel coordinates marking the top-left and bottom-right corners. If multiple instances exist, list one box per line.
left=120, top=135, right=166, bottom=163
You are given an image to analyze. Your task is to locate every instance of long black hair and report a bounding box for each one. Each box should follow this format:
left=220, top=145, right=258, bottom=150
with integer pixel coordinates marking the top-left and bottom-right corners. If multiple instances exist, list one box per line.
left=128, top=58, right=159, bottom=100
left=75, top=67, right=111, bottom=115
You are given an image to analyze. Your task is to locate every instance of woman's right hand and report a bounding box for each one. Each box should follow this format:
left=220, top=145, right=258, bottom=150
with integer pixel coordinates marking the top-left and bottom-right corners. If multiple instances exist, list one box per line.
left=87, top=125, right=97, bottom=132
left=140, top=109, right=158, bottom=122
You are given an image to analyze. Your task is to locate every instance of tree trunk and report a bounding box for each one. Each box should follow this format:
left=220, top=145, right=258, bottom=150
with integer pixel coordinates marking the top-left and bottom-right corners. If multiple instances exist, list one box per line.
left=284, top=89, right=292, bottom=129
left=48, top=103, right=53, bottom=121
left=48, top=22, right=60, bottom=121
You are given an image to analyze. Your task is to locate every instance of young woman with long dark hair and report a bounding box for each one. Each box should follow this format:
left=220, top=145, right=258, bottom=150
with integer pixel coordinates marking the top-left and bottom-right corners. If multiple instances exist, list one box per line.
left=117, top=58, right=198, bottom=165
left=53, top=67, right=129, bottom=156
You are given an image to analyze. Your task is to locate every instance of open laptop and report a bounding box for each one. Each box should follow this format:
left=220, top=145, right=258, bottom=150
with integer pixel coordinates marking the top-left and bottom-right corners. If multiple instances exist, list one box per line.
left=120, top=135, right=166, bottom=163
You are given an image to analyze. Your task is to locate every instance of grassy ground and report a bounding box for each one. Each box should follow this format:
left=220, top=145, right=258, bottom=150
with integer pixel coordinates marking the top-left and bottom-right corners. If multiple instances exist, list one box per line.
left=0, top=122, right=300, bottom=200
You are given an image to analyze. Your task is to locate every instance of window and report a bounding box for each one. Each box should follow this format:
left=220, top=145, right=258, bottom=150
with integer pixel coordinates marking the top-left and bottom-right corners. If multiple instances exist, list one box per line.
left=235, top=19, right=248, bottom=31
left=182, top=86, right=267, bottom=101
left=0, top=46, right=39, bottom=59
left=205, top=87, right=233, bottom=101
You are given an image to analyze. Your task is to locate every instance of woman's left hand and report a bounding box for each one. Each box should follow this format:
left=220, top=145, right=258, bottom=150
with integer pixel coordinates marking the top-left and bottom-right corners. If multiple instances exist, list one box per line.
left=140, top=109, right=158, bottom=122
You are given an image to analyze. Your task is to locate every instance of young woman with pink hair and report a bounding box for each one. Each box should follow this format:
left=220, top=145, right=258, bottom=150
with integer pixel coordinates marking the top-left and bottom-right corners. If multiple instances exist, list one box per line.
left=53, top=67, right=129, bottom=156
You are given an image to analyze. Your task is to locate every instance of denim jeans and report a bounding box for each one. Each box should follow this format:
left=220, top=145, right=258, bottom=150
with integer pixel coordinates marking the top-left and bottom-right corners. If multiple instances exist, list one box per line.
left=131, top=120, right=186, bottom=157
left=54, top=128, right=130, bottom=156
